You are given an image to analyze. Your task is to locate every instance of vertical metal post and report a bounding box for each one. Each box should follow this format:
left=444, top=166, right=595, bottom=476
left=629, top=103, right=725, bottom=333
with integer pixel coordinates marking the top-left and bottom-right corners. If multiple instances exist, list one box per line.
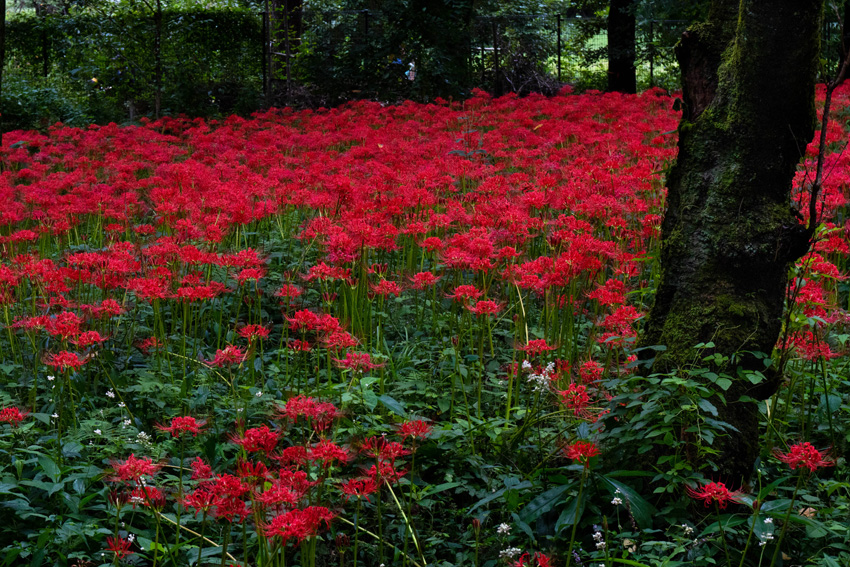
left=557, top=14, right=562, bottom=82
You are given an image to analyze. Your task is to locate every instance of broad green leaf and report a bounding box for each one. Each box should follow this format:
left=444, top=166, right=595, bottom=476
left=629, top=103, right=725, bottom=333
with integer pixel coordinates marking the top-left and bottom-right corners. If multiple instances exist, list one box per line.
left=377, top=394, right=407, bottom=417
left=518, top=483, right=573, bottom=525
left=599, top=476, right=656, bottom=529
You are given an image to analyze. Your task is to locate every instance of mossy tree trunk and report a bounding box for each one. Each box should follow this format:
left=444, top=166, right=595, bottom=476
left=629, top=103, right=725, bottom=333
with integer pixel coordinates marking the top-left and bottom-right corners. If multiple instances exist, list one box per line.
left=640, top=0, right=822, bottom=483
left=607, top=0, right=636, bottom=93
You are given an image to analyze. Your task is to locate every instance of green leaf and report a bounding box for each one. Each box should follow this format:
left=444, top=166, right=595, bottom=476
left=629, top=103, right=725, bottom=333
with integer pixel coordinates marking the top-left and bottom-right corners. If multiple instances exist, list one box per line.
left=598, top=476, right=656, bottom=529
left=715, top=378, right=733, bottom=391
left=554, top=493, right=585, bottom=533
left=38, top=456, right=61, bottom=483
left=518, top=483, right=573, bottom=525
left=377, top=394, right=407, bottom=417
left=697, top=398, right=718, bottom=416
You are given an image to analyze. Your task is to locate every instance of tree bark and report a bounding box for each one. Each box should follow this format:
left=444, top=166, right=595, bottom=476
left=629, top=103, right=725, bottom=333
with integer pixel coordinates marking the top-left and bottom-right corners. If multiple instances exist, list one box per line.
left=1, top=0, right=5, bottom=147
left=607, top=0, right=636, bottom=93
left=640, top=0, right=822, bottom=483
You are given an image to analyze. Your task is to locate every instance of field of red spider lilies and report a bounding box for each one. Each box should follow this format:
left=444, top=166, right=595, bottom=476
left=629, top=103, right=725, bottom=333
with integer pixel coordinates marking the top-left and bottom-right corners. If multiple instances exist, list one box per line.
left=1, top=85, right=849, bottom=567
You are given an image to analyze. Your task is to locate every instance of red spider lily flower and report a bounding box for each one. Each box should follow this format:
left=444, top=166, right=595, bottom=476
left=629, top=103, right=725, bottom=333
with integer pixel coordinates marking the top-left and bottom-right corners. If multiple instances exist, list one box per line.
left=466, top=299, right=503, bottom=316
left=137, top=336, right=164, bottom=354
left=518, top=339, right=556, bottom=355
left=289, top=339, right=312, bottom=352
left=275, top=284, right=302, bottom=299
left=105, top=536, right=134, bottom=559
left=341, top=477, right=379, bottom=501
left=0, top=407, right=29, bottom=426
left=371, top=280, right=402, bottom=297
left=286, top=309, right=321, bottom=332
left=398, top=419, right=433, bottom=441
left=129, top=486, right=166, bottom=509
left=579, top=360, right=604, bottom=383
left=236, top=460, right=271, bottom=485
left=277, top=395, right=340, bottom=432
left=686, top=481, right=745, bottom=509
left=534, top=553, right=551, bottom=567
left=559, top=383, right=591, bottom=416
left=155, top=416, right=207, bottom=437
left=563, top=440, right=600, bottom=466
left=236, top=267, right=266, bottom=284
left=265, top=506, right=335, bottom=545
left=190, top=457, right=213, bottom=480
left=45, top=311, right=83, bottom=339
left=238, top=324, right=270, bottom=341
left=43, top=351, right=89, bottom=371
left=409, top=271, right=441, bottom=289
left=110, top=454, right=162, bottom=482
left=73, top=330, right=108, bottom=347
left=182, top=486, right=217, bottom=515
left=446, top=284, right=483, bottom=302
left=207, top=345, right=246, bottom=366
left=274, top=446, right=309, bottom=467
left=773, top=442, right=834, bottom=472
left=230, top=425, right=279, bottom=453
left=333, top=351, right=385, bottom=372
left=308, top=439, right=351, bottom=468
left=323, top=330, right=359, bottom=350
left=366, top=459, right=407, bottom=484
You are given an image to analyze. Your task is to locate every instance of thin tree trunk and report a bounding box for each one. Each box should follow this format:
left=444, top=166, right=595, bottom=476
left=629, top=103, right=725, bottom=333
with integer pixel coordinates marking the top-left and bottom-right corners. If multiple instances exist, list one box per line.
left=640, top=0, right=822, bottom=483
left=154, top=0, right=162, bottom=119
left=1, top=0, right=5, bottom=147
left=607, top=0, right=636, bottom=93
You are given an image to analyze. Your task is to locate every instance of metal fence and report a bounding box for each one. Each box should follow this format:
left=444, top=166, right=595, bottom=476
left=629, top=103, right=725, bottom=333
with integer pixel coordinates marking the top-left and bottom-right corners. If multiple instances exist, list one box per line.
left=3, top=9, right=693, bottom=128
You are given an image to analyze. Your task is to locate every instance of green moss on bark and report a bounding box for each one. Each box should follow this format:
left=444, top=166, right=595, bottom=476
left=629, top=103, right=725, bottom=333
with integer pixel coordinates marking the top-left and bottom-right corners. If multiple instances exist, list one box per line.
left=640, top=0, right=823, bottom=484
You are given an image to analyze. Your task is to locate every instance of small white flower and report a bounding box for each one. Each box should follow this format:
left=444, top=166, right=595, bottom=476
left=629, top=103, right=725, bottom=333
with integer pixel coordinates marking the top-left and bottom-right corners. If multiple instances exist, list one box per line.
left=47, top=375, right=55, bottom=381
left=255, top=391, right=263, bottom=397
left=521, top=360, right=532, bottom=370
left=51, top=413, right=59, bottom=419
left=127, top=534, right=135, bottom=542
left=122, top=419, right=131, bottom=427
left=94, top=429, right=102, bottom=435
left=499, top=547, right=522, bottom=559
left=497, top=523, right=511, bottom=535
left=764, top=517, right=773, bottom=524
left=611, top=497, right=623, bottom=506
left=118, top=402, right=126, bottom=408
left=596, top=541, right=606, bottom=550
left=681, top=524, right=694, bottom=535
left=105, top=390, right=115, bottom=398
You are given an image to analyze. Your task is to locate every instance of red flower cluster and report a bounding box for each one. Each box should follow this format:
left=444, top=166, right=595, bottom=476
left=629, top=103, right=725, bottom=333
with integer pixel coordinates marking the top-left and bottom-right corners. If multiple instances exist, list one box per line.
left=773, top=442, right=834, bottom=472
left=686, top=481, right=745, bottom=509
left=156, top=416, right=207, bottom=437
left=0, top=407, right=29, bottom=426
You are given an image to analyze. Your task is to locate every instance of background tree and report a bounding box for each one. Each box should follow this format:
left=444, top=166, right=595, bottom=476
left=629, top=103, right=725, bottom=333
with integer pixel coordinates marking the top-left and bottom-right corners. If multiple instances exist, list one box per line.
left=606, top=0, right=636, bottom=92
left=639, top=0, right=822, bottom=483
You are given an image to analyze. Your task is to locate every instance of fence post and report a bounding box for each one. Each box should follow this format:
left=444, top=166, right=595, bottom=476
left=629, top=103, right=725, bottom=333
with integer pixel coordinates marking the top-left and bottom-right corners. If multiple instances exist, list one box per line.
left=556, top=14, right=561, bottom=82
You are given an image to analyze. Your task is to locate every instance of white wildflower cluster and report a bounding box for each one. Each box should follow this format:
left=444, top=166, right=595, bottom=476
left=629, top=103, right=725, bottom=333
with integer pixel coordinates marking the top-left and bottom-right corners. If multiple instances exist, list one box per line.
left=499, top=547, right=522, bottom=559
left=497, top=523, right=512, bottom=535
left=759, top=517, right=775, bottom=547
left=525, top=361, right=556, bottom=393
left=611, top=488, right=623, bottom=506
left=105, top=390, right=115, bottom=398
left=593, top=527, right=606, bottom=550
left=136, top=431, right=153, bottom=448
left=681, top=524, right=694, bottom=536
